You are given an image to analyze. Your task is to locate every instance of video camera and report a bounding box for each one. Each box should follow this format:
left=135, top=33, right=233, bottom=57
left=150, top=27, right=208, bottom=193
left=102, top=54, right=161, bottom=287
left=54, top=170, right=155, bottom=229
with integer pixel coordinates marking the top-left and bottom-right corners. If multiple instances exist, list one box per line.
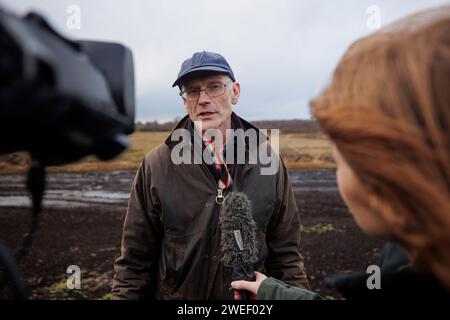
left=0, top=6, right=135, bottom=299
left=0, top=7, right=135, bottom=165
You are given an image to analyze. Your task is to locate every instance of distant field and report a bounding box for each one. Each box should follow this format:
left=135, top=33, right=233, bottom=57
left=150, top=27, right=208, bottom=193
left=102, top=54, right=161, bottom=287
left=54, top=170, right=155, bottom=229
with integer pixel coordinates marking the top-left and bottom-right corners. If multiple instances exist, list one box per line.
left=0, top=131, right=334, bottom=173
left=278, top=133, right=334, bottom=169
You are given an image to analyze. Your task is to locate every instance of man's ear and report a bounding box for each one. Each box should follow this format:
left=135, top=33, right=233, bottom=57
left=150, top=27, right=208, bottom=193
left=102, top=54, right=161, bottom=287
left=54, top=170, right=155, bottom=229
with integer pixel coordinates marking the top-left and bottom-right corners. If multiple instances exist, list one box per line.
left=231, top=82, right=240, bottom=105
left=183, top=101, right=190, bottom=114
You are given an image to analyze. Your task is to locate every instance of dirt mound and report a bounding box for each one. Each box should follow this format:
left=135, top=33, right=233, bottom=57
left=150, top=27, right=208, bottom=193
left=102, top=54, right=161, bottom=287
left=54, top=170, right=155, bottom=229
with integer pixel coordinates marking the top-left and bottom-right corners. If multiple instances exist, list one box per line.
left=280, top=147, right=314, bottom=162
left=315, top=152, right=335, bottom=163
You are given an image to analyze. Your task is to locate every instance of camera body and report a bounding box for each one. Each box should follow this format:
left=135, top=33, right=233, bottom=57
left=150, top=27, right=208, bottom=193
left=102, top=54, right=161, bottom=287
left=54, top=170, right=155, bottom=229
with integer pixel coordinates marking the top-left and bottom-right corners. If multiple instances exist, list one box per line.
left=0, top=8, right=135, bottom=165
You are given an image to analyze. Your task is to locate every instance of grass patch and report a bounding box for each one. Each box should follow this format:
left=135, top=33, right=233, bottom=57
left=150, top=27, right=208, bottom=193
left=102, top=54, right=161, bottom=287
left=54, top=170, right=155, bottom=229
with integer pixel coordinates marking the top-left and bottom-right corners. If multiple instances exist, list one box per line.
left=31, top=278, right=89, bottom=300
left=99, top=293, right=112, bottom=300
left=30, top=271, right=113, bottom=300
left=301, top=223, right=335, bottom=234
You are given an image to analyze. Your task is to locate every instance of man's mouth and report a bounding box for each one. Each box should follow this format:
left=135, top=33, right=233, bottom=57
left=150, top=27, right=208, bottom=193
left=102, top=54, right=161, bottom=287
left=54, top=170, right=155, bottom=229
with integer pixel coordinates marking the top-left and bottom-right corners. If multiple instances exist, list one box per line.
left=197, top=111, right=216, bottom=118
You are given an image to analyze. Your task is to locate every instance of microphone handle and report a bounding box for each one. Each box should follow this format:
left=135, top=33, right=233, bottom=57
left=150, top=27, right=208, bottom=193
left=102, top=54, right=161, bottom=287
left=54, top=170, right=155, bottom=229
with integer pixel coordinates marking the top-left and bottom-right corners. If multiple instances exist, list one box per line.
left=232, top=264, right=256, bottom=300
left=240, top=289, right=252, bottom=301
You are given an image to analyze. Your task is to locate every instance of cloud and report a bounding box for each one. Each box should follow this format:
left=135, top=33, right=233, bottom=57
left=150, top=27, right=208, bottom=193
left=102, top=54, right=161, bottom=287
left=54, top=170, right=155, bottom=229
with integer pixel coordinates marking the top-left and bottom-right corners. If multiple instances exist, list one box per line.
left=3, top=0, right=448, bottom=121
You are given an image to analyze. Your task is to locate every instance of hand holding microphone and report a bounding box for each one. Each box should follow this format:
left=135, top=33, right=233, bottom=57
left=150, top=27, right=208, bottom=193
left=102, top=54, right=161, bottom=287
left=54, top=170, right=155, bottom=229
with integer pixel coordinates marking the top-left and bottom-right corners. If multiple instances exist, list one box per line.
left=231, top=271, right=267, bottom=300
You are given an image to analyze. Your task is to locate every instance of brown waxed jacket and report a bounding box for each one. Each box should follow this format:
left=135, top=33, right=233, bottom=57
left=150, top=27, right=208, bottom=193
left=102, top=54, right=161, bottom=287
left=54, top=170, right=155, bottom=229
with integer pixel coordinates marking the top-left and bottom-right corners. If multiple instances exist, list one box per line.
left=111, top=113, right=309, bottom=299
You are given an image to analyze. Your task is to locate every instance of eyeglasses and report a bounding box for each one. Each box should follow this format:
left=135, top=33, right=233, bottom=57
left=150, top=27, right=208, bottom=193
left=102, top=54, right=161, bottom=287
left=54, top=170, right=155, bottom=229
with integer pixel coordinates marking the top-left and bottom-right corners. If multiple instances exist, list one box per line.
left=179, top=80, right=233, bottom=102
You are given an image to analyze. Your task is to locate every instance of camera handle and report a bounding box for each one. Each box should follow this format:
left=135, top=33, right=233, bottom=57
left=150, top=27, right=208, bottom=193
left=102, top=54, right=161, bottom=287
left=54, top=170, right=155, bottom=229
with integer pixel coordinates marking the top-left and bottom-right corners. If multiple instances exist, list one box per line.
left=0, top=160, right=46, bottom=299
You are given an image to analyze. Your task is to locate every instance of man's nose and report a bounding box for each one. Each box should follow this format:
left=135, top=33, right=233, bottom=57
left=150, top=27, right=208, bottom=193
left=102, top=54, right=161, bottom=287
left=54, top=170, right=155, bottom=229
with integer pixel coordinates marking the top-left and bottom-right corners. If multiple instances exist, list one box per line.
left=197, top=89, right=211, bottom=105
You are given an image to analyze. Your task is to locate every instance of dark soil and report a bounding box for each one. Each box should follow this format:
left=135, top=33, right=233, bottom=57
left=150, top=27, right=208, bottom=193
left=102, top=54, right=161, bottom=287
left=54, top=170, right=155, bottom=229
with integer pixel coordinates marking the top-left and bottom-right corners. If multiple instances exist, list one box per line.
left=0, top=169, right=383, bottom=299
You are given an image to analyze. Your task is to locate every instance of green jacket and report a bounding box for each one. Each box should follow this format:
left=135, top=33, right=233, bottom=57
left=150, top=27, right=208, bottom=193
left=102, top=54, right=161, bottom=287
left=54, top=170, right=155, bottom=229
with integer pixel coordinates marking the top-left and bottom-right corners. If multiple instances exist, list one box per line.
left=257, top=277, right=322, bottom=300
left=111, top=113, right=309, bottom=299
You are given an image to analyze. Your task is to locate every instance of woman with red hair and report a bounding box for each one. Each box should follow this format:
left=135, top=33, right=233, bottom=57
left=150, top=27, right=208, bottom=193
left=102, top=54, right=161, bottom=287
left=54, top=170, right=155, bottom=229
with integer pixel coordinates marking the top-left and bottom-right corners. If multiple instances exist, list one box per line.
left=232, top=6, right=450, bottom=299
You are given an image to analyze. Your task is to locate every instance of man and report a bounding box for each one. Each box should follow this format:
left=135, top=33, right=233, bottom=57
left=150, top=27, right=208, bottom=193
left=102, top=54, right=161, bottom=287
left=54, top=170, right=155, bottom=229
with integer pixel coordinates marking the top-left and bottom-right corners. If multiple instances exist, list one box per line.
left=111, top=51, right=308, bottom=299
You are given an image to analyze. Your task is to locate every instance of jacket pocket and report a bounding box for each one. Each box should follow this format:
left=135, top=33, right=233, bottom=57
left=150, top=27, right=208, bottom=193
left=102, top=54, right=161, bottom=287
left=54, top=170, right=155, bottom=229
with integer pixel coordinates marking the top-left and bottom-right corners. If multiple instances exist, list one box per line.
left=159, top=235, right=186, bottom=289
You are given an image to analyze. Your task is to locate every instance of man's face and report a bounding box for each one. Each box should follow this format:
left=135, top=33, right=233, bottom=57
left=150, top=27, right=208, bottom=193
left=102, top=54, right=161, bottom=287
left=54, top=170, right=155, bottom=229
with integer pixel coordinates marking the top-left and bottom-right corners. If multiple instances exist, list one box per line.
left=181, top=74, right=240, bottom=133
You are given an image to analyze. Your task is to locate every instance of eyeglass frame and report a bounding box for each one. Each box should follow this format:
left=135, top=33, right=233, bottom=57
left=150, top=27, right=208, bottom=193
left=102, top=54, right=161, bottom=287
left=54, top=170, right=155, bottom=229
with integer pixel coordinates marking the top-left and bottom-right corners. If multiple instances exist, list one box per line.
left=179, top=80, right=234, bottom=102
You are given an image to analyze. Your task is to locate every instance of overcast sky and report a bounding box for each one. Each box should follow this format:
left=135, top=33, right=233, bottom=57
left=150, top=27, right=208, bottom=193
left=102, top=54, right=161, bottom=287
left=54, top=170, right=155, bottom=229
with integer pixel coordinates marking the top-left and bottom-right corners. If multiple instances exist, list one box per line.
left=4, top=0, right=449, bottom=122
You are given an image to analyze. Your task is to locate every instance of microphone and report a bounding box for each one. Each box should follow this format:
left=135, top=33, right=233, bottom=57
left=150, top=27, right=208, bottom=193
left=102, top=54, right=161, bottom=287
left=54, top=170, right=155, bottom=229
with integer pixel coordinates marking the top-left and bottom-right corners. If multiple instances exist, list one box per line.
left=219, top=192, right=258, bottom=300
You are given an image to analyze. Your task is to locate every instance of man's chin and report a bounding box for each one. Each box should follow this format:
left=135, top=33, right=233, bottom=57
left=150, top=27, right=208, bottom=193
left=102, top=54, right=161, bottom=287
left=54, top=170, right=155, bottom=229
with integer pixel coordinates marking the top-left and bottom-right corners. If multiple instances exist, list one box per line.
left=194, top=119, right=219, bottom=131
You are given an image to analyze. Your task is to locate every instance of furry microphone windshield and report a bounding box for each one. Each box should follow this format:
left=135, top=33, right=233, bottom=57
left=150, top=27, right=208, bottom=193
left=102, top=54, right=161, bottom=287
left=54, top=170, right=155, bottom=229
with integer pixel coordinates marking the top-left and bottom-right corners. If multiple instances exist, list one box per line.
left=219, top=192, right=258, bottom=298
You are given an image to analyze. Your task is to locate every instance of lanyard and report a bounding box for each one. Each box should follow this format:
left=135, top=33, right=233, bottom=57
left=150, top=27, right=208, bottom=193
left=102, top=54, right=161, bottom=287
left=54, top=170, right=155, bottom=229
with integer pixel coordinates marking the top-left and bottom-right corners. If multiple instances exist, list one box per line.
left=203, top=137, right=233, bottom=204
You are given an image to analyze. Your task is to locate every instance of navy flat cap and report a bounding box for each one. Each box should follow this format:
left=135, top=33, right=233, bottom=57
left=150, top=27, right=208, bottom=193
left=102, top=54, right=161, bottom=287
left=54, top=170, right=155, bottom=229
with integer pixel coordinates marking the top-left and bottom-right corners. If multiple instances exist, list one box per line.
left=172, top=51, right=235, bottom=87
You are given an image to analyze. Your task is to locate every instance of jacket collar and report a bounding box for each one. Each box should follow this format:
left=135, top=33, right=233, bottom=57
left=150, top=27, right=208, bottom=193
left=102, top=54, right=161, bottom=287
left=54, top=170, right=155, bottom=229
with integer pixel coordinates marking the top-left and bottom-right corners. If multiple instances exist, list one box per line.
left=164, top=112, right=267, bottom=151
